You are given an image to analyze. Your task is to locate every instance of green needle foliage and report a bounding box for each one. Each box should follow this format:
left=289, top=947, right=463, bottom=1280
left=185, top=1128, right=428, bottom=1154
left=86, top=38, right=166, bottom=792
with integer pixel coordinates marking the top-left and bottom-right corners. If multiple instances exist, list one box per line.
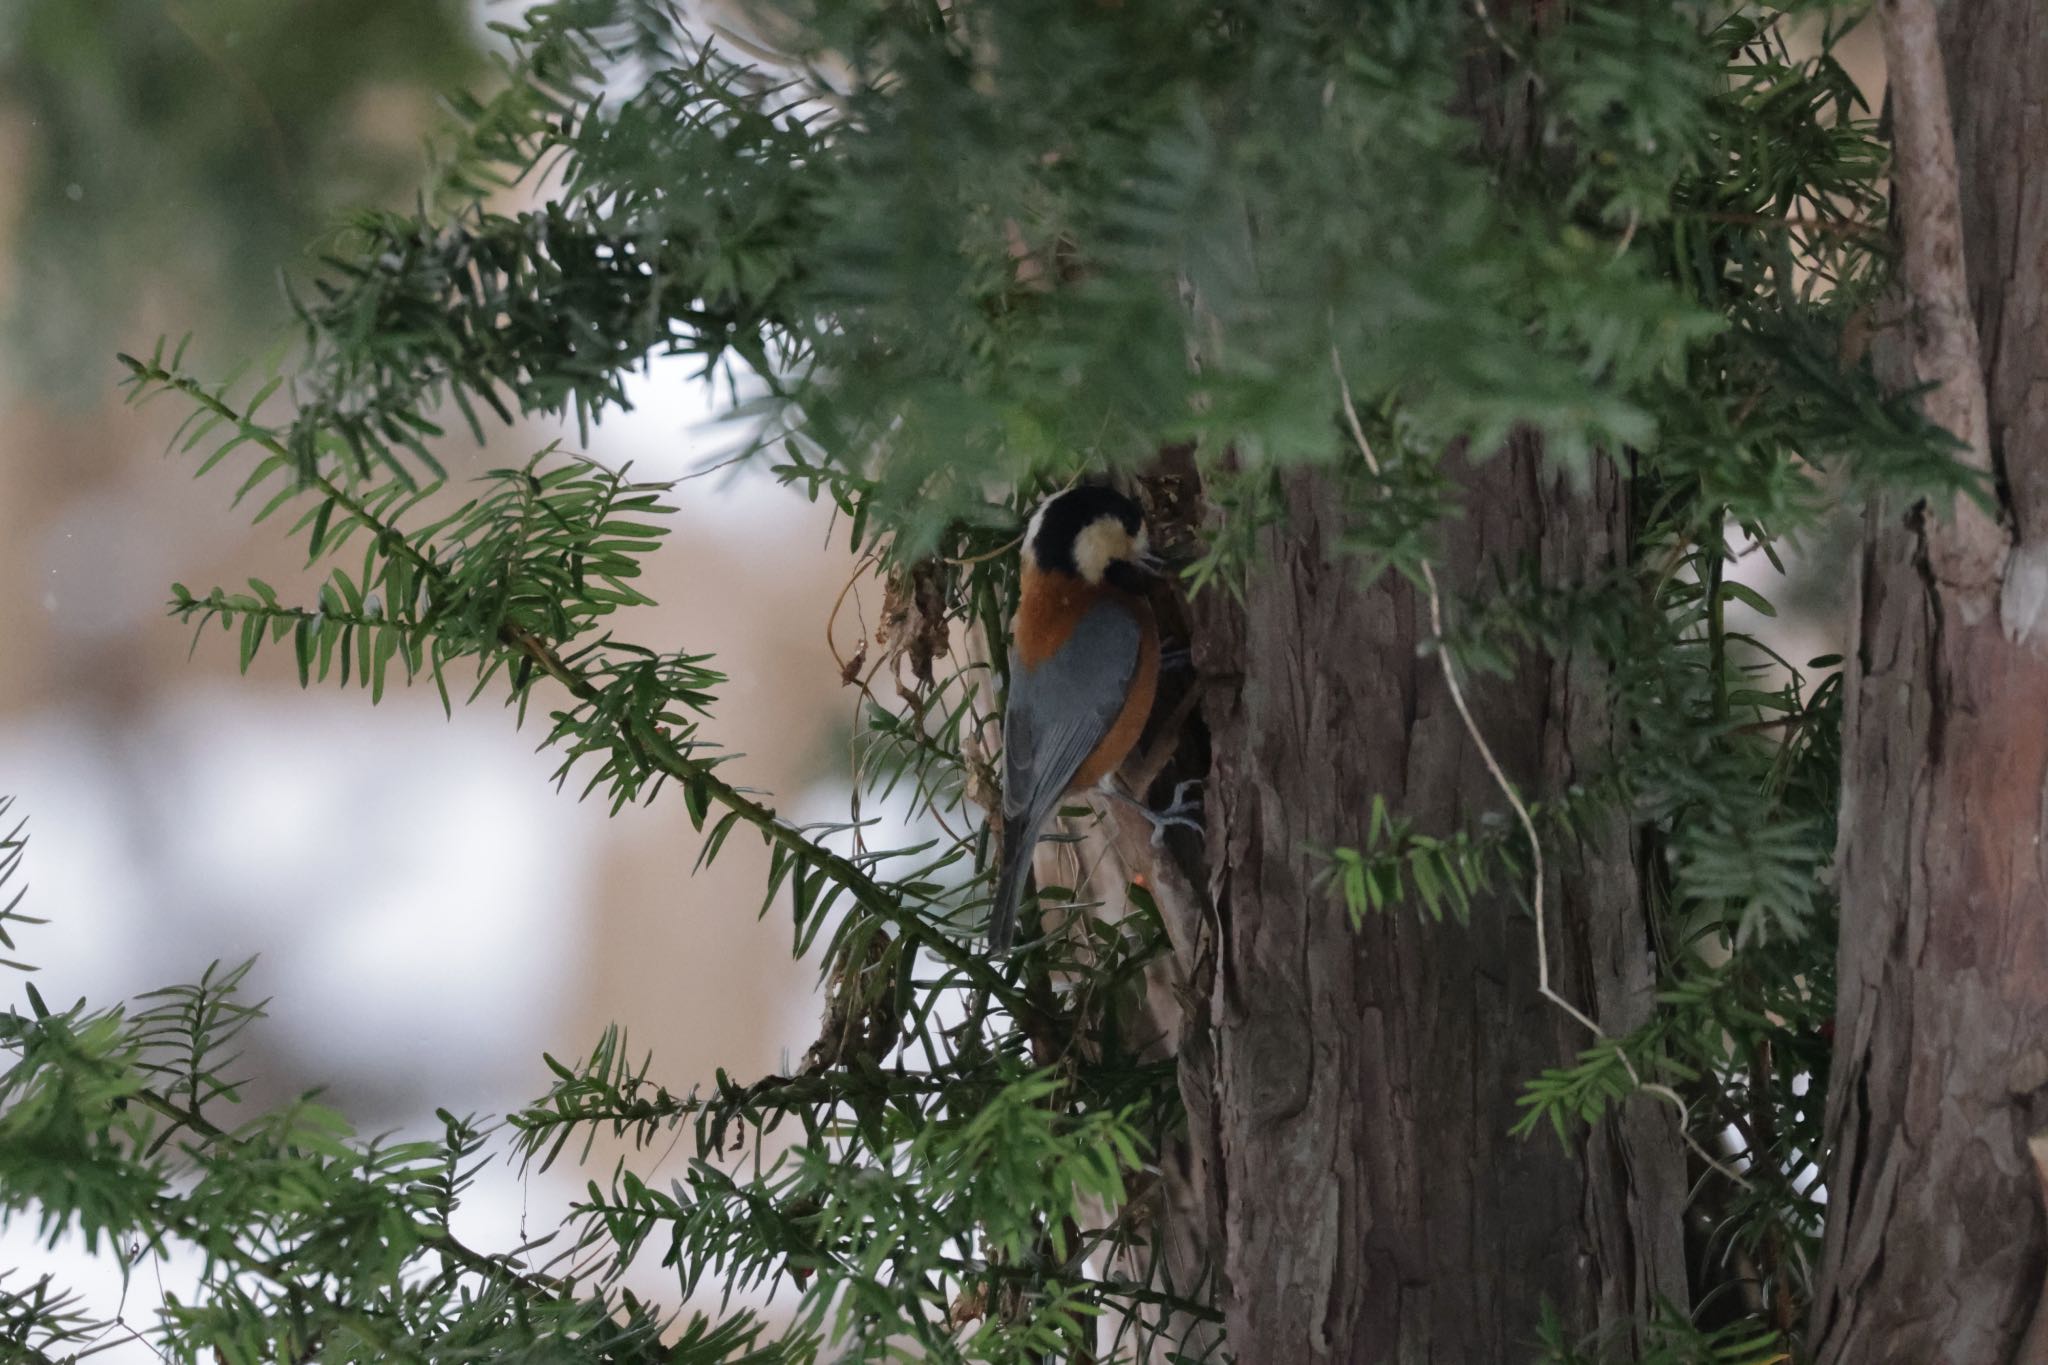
left=0, top=0, right=1980, bottom=1360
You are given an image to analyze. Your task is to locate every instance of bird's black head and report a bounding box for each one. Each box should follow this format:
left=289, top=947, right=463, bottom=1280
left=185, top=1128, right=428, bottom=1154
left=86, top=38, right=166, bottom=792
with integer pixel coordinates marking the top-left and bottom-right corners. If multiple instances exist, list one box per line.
left=1023, top=485, right=1149, bottom=585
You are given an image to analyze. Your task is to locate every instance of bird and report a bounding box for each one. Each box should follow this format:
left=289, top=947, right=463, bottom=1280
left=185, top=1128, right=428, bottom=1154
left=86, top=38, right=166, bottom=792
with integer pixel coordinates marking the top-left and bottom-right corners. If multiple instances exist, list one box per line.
left=988, top=484, right=1164, bottom=953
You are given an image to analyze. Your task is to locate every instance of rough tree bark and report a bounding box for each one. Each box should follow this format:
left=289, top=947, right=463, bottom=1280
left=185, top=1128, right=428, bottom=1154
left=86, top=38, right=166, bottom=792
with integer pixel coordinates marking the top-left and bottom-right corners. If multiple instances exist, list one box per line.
left=1162, top=436, right=1689, bottom=1362
left=1101, top=12, right=1699, bottom=1359
left=1810, top=0, right=2048, bottom=1360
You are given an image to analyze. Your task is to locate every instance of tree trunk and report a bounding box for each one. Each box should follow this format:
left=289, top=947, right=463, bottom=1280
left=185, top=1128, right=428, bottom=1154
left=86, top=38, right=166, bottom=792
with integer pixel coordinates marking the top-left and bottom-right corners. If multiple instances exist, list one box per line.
left=1176, top=439, right=1689, bottom=1362
left=1810, top=1, right=2048, bottom=1359
left=1137, top=9, right=1697, bottom=1355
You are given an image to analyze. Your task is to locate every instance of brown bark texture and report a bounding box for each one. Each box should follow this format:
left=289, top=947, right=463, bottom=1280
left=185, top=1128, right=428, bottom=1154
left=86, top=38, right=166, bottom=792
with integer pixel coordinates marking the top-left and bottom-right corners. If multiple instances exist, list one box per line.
left=1810, top=0, right=2048, bottom=1359
left=1129, top=11, right=1698, bottom=1358
left=1175, top=443, right=1688, bottom=1362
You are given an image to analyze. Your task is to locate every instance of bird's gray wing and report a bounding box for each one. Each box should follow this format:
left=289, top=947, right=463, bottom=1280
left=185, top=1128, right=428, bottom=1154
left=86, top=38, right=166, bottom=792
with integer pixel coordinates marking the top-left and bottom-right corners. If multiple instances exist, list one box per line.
left=988, top=597, right=1143, bottom=949
left=1002, top=596, right=1144, bottom=831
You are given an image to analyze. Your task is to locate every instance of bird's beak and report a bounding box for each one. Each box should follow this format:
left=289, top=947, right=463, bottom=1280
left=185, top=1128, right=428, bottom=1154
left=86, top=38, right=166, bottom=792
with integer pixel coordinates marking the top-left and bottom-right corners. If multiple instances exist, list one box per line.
left=1138, top=541, right=1197, bottom=575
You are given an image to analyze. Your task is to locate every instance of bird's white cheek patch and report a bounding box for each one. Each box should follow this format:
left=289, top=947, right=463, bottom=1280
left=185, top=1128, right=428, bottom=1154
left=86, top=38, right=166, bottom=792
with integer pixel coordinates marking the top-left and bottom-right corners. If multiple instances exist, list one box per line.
left=1071, top=518, right=1130, bottom=584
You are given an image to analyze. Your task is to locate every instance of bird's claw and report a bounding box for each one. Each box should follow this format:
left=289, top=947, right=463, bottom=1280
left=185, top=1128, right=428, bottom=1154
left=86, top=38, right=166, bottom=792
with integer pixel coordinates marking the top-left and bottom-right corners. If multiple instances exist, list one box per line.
left=1143, top=778, right=1205, bottom=848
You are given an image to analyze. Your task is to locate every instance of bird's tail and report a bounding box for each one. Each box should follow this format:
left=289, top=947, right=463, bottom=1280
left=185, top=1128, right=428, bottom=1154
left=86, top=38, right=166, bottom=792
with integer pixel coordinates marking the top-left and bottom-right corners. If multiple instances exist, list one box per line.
left=988, top=815, right=1035, bottom=954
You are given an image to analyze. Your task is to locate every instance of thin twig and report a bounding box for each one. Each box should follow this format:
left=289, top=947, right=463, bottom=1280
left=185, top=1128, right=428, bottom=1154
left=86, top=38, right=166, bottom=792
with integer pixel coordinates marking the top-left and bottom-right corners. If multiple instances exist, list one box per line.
left=942, top=532, right=1022, bottom=567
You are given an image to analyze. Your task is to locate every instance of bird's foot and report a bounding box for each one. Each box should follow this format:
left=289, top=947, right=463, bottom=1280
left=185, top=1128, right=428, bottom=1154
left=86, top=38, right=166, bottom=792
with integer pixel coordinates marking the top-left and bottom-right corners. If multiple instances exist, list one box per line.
left=1107, top=778, right=1205, bottom=847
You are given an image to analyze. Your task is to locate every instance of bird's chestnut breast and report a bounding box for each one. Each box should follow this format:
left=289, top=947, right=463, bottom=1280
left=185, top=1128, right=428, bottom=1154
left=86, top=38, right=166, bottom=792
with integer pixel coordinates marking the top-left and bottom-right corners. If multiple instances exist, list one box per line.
left=1013, top=565, right=1102, bottom=668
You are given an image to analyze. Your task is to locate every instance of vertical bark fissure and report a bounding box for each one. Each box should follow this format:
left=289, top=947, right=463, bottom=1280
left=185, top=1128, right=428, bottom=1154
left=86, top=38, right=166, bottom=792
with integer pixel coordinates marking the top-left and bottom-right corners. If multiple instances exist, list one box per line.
left=1186, top=441, right=1687, bottom=1361
left=1812, top=0, right=2048, bottom=1357
left=1159, top=4, right=1701, bottom=1354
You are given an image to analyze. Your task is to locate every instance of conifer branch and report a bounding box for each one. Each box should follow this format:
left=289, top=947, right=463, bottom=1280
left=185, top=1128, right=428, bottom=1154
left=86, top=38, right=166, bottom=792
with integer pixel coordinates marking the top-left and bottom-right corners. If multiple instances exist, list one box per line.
left=127, top=1082, right=569, bottom=1304
left=117, top=354, right=1028, bottom=1014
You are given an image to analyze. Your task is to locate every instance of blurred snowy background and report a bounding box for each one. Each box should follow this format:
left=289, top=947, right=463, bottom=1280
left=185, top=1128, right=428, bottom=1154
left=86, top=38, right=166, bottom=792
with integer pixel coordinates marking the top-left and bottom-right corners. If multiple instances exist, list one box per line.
left=0, top=3, right=868, bottom=1352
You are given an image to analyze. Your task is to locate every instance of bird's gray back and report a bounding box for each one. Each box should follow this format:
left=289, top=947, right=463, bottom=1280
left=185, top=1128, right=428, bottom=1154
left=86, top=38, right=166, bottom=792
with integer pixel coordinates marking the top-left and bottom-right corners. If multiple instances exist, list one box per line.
left=1002, top=596, right=1143, bottom=828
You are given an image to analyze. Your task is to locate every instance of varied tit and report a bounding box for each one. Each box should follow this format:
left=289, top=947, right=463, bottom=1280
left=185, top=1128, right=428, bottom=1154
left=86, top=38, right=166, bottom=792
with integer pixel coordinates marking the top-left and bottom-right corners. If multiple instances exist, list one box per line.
left=989, top=485, right=1161, bottom=953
